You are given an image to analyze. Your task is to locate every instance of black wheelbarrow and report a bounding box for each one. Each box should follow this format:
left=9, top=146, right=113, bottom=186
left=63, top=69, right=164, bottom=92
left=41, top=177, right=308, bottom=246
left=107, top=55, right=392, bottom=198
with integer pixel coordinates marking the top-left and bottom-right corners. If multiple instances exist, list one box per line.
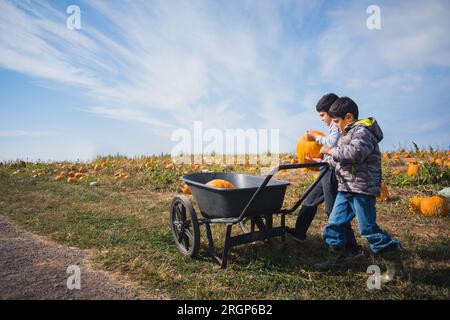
left=169, top=162, right=329, bottom=268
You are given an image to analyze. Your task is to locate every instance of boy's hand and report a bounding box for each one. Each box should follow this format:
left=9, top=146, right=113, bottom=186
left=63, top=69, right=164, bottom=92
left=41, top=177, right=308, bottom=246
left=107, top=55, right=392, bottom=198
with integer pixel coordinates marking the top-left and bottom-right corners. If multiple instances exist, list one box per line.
left=320, top=146, right=332, bottom=155
left=304, top=130, right=316, bottom=141
left=305, top=155, right=322, bottom=163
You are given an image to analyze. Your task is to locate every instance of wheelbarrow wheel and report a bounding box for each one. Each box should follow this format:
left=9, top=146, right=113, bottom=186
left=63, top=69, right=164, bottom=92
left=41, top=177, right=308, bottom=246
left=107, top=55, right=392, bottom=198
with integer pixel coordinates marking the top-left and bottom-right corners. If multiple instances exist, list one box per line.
left=169, top=195, right=200, bottom=258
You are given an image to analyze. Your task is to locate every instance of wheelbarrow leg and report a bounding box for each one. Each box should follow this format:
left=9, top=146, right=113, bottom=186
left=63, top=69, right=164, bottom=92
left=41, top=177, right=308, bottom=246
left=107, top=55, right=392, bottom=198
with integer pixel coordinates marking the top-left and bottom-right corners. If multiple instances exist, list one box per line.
left=281, top=214, right=286, bottom=243
left=204, top=222, right=222, bottom=266
left=265, top=214, right=273, bottom=229
left=251, top=217, right=256, bottom=232
left=253, top=216, right=271, bottom=242
left=221, top=224, right=233, bottom=269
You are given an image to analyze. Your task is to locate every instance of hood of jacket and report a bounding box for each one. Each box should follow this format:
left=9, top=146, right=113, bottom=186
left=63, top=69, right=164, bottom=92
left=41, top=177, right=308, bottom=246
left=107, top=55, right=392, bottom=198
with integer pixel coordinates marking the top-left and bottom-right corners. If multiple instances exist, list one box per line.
left=344, top=117, right=383, bottom=142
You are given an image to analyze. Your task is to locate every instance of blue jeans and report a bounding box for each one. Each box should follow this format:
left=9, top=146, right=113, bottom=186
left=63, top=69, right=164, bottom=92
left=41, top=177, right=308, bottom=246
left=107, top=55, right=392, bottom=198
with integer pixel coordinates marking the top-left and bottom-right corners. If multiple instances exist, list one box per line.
left=295, top=168, right=359, bottom=253
left=324, top=192, right=401, bottom=253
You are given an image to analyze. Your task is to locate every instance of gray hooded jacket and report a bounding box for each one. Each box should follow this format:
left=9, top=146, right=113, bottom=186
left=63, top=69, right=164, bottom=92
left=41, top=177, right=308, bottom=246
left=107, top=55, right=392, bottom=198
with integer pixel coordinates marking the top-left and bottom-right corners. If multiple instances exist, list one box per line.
left=328, top=118, right=383, bottom=197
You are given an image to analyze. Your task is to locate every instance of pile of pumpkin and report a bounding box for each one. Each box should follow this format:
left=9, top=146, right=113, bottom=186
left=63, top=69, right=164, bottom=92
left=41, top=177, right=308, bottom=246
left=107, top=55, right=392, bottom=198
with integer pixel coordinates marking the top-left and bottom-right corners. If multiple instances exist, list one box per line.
left=54, top=166, right=88, bottom=184
left=385, top=150, right=450, bottom=176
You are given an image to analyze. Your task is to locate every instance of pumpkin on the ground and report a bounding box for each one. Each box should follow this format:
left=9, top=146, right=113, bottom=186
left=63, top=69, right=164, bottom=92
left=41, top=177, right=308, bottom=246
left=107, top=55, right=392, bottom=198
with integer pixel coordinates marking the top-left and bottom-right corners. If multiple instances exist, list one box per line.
left=181, top=184, right=191, bottom=195
left=409, top=197, right=423, bottom=213
left=409, top=196, right=448, bottom=217
left=206, top=179, right=236, bottom=189
left=67, top=177, right=78, bottom=184
left=407, top=164, right=419, bottom=176
left=115, top=172, right=130, bottom=180
left=420, top=196, right=448, bottom=217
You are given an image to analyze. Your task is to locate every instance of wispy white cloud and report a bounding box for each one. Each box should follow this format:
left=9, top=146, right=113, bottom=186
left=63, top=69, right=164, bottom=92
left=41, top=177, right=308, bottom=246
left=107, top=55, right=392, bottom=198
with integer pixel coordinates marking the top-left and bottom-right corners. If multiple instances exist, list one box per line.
left=0, top=130, right=52, bottom=137
left=86, top=106, right=174, bottom=128
left=0, top=0, right=313, bottom=137
left=315, top=0, right=450, bottom=89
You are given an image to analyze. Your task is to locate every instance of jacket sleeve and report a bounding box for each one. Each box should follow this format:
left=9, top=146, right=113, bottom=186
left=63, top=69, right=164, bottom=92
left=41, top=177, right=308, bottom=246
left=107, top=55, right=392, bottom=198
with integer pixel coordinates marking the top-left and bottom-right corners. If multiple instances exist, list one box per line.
left=325, top=156, right=337, bottom=169
left=315, top=124, right=340, bottom=148
left=330, top=127, right=375, bottom=164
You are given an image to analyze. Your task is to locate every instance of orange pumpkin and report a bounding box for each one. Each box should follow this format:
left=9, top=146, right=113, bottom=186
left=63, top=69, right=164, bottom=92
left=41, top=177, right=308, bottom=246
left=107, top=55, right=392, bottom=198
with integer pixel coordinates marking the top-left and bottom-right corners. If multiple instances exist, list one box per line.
left=68, top=171, right=76, bottom=178
left=74, top=172, right=85, bottom=179
left=435, top=158, right=444, bottom=166
left=407, top=164, right=419, bottom=176
left=419, top=196, right=448, bottom=217
left=409, top=196, right=448, bottom=217
left=206, top=179, right=236, bottom=189
left=402, top=152, right=411, bottom=158
left=67, top=177, right=78, bottom=184
left=296, top=130, right=325, bottom=171
left=54, top=175, right=65, bottom=181
left=181, top=184, right=191, bottom=195
left=115, top=172, right=130, bottom=180
left=409, top=197, right=423, bottom=213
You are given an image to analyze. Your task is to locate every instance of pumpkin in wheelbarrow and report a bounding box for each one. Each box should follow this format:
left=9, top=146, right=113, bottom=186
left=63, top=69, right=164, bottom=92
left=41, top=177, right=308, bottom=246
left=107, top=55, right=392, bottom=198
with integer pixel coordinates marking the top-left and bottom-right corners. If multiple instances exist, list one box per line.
left=206, top=179, right=236, bottom=189
left=296, top=130, right=325, bottom=171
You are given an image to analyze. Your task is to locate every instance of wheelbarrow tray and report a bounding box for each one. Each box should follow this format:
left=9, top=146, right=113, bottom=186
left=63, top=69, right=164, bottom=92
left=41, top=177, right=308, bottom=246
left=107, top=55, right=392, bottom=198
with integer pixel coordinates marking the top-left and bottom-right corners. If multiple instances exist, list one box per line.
left=182, top=172, right=290, bottom=218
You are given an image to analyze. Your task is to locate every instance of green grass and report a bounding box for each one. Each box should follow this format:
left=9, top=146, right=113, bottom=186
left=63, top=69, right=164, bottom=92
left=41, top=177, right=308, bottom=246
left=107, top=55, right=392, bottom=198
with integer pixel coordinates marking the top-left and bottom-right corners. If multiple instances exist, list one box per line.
left=0, top=164, right=449, bottom=299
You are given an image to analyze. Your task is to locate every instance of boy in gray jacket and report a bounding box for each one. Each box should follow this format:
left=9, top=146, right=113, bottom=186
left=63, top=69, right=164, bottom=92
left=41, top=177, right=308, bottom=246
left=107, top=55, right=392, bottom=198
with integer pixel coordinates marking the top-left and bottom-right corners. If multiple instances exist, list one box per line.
left=317, top=97, right=402, bottom=284
left=288, top=93, right=361, bottom=260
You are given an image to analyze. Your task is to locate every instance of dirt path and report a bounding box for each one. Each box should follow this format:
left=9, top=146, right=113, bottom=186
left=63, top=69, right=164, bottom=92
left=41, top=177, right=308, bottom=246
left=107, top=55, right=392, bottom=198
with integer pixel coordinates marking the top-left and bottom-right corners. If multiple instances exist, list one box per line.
left=0, top=215, right=151, bottom=300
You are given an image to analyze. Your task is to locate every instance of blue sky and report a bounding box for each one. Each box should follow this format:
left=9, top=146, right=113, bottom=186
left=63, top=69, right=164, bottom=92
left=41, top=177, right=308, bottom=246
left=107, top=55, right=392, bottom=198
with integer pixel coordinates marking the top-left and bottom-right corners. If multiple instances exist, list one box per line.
left=0, top=0, right=449, bottom=161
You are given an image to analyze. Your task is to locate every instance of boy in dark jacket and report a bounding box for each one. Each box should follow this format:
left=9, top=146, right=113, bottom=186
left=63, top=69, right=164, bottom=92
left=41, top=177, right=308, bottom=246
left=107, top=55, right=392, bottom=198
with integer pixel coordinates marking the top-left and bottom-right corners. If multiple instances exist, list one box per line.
left=317, top=97, right=402, bottom=284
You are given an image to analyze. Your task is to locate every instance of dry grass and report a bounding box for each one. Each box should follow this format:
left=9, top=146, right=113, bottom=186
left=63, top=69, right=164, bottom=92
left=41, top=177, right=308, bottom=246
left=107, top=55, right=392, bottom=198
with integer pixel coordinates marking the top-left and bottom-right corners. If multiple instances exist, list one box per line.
left=0, top=156, right=449, bottom=299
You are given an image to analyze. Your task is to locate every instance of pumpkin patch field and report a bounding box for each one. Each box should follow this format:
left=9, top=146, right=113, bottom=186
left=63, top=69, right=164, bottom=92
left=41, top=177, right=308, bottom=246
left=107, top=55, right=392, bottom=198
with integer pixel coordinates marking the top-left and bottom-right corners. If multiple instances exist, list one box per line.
left=0, top=147, right=449, bottom=299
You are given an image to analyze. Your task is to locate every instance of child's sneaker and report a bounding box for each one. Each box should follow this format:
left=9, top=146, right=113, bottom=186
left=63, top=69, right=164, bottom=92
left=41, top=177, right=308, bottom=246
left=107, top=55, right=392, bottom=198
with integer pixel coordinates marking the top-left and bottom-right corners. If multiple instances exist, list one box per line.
left=314, top=246, right=346, bottom=272
left=342, top=245, right=364, bottom=263
left=286, top=228, right=307, bottom=242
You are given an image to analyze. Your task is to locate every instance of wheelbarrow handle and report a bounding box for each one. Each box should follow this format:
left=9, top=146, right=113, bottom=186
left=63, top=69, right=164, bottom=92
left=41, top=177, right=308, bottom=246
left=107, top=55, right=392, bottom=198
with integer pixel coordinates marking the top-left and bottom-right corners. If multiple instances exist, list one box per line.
left=234, top=162, right=329, bottom=223
left=268, top=162, right=329, bottom=175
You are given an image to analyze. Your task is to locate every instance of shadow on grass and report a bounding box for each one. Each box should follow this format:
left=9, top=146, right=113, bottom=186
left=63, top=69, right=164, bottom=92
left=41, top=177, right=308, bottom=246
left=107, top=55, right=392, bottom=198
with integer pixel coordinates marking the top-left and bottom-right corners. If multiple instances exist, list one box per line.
left=195, top=231, right=372, bottom=274
left=405, top=237, right=450, bottom=289
left=414, top=237, right=450, bottom=262
left=407, top=266, right=450, bottom=289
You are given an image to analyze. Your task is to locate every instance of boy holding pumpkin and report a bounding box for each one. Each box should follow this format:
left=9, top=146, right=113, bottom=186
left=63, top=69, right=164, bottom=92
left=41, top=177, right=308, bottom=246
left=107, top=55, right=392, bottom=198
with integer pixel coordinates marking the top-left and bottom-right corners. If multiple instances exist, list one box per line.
left=288, top=93, right=362, bottom=260
left=317, top=97, right=403, bottom=283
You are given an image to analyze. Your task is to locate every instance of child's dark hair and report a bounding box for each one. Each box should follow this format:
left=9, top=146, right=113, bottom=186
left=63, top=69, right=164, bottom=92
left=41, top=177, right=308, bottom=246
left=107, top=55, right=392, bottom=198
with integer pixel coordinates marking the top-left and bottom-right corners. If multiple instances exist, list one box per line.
left=329, top=97, right=359, bottom=119
left=316, top=93, right=339, bottom=113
